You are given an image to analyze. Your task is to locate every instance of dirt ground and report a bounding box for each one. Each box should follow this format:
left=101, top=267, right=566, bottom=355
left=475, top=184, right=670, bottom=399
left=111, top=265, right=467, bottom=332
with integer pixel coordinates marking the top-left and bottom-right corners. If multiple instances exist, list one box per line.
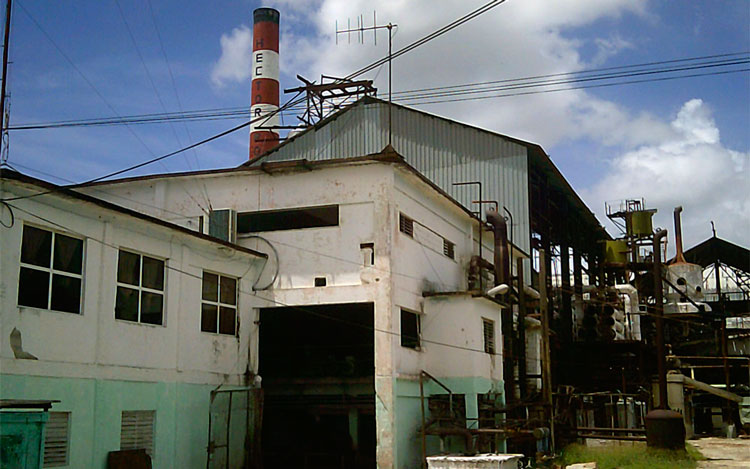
left=690, top=437, right=750, bottom=468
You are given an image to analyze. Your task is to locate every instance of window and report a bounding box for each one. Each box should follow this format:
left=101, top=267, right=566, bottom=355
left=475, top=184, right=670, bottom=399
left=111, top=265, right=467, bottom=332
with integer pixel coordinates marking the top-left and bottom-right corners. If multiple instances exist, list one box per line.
left=360, top=243, right=375, bottom=267
left=120, top=410, right=155, bottom=457
left=201, top=272, right=237, bottom=335
left=483, top=318, right=496, bottom=355
left=43, top=412, right=70, bottom=467
left=399, top=213, right=414, bottom=237
left=115, top=250, right=165, bottom=325
left=18, top=225, right=83, bottom=314
left=237, top=205, right=338, bottom=233
left=401, top=309, right=421, bottom=349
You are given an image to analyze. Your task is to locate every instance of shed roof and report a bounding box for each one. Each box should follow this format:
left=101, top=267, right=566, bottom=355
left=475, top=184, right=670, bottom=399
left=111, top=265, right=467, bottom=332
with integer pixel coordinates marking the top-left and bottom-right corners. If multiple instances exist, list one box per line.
left=683, top=236, right=750, bottom=272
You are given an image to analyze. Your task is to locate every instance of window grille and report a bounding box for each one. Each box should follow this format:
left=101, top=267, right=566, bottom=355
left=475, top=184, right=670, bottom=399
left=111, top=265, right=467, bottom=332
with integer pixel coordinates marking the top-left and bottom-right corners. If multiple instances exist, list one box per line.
left=399, top=213, right=414, bottom=237
left=201, top=272, right=238, bottom=335
left=43, top=412, right=70, bottom=467
left=120, top=410, right=155, bottom=457
left=483, top=318, right=496, bottom=355
left=18, top=224, right=84, bottom=314
left=443, top=239, right=455, bottom=259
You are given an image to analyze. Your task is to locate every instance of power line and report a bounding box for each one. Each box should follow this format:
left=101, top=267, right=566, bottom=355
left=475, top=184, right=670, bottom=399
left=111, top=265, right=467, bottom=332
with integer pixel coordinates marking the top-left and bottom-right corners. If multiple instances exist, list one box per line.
left=9, top=53, right=747, bottom=131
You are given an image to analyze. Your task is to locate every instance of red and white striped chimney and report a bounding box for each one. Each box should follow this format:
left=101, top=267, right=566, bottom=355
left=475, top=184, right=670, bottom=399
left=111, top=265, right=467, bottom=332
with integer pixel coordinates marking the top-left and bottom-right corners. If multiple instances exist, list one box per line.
left=249, top=7, right=280, bottom=160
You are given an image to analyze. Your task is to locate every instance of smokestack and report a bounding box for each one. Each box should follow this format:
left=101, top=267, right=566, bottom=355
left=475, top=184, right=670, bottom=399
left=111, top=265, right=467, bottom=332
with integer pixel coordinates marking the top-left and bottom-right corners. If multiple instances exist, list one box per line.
left=249, top=7, right=280, bottom=160
left=673, top=206, right=686, bottom=264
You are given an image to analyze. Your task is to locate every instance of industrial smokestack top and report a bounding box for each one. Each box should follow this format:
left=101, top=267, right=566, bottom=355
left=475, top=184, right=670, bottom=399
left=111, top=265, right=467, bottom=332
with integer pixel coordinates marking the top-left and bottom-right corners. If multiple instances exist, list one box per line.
left=249, top=7, right=280, bottom=160
left=673, top=206, right=686, bottom=264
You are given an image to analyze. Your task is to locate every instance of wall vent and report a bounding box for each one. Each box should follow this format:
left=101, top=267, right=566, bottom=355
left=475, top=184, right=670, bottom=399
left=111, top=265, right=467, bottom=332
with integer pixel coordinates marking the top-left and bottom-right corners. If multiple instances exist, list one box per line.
left=43, top=411, right=70, bottom=467
left=483, top=318, right=496, bottom=355
left=399, top=213, right=414, bottom=237
left=120, top=410, right=155, bottom=457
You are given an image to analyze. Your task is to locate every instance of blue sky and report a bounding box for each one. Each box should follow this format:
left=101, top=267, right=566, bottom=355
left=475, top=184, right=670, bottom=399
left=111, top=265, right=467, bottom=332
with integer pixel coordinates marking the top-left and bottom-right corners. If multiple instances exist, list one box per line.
left=4, top=0, right=749, bottom=248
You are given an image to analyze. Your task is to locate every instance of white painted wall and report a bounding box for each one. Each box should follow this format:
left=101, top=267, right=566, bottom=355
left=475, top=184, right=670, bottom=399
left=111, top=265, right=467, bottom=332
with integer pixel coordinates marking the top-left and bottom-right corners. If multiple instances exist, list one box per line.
left=0, top=178, right=265, bottom=386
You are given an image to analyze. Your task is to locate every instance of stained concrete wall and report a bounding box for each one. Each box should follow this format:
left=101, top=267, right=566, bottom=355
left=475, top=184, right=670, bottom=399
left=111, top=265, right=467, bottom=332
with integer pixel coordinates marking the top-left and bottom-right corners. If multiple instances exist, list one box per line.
left=0, top=178, right=266, bottom=468
left=81, top=160, right=505, bottom=468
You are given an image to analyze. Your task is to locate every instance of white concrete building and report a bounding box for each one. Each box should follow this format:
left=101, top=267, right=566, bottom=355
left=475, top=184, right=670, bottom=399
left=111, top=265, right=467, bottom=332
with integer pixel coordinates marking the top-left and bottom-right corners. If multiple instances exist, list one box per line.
left=0, top=170, right=267, bottom=468
left=82, top=148, right=521, bottom=468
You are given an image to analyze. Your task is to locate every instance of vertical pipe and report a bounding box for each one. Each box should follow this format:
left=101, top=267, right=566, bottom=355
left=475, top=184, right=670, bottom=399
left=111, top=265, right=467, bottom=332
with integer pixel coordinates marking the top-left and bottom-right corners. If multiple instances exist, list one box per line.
left=561, top=241, right=572, bottom=343
left=539, top=249, right=554, bottom=451
left=653, top=229, right=668, bottom=409
left=673, top=207, right=686, bottom=263
left=226, top=392, right=233, bottom=469
left=0, top=0, right=11, bottom=136
left=420, top=373, right=427, bottom=469
left=517, top=257, right=528, bottom=399
left=387, top=24, right=393, bottom=147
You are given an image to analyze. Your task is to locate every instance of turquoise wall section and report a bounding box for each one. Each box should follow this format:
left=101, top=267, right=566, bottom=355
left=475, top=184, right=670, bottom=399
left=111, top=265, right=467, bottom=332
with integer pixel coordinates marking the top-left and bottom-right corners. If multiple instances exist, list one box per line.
left=0, top=374, right=226, bottom=468
left=394, top=377, right=505, bottom=469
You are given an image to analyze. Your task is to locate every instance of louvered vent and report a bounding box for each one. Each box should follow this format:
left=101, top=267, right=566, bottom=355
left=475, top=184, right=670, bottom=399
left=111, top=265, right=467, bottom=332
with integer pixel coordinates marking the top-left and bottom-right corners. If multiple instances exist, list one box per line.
left=121, top=410, right=155, bottom=457
left=43, top=412, right=70, bottom=467
left=443, top=239, right=455, bottom=259
left=399, top=213, right=414, bottom=237
left=483, top=319, right=495, bottom=355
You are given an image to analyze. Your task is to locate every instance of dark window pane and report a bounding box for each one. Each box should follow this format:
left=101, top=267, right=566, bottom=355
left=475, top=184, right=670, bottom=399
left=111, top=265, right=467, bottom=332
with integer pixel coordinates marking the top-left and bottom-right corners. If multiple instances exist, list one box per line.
left=51, top=274, right=81, bottom=313
left=115, top=286, right=139, bottom=321
left=202, top=272, right=218, bottom=301
left=142, top=257, right=164, bottom=291
left=220, top=276, right=236, bottom=305
left=117, top=251, right=140, bottom=286
left=237, top=205, right=338, bottom=233
left=21, top=225, right=52, bottom=267
left=400, top=309, right=420, bottom=349
left=53, top=234, right=83, bottom=274
left=219, top=307, right=236, bottom=335
left=201, top=304, right=218, bottom=333
left=140, top=292, right=163, bottom=325
left=18, top=267, right=49, bottom=308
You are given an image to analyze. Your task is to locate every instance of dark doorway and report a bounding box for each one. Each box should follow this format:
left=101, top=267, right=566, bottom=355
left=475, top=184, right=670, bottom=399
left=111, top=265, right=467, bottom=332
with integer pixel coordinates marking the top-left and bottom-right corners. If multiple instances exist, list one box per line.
left=259, top=303, right=375, bottom=468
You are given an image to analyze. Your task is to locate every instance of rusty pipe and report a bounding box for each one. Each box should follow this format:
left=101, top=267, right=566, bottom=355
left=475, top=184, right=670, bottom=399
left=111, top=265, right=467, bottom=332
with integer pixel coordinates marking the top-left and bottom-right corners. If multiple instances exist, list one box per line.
left=653, top=228, right=668, bottom=409
left=486, top=209, right=510, bottom=288
left=673, top=206, right=686, bottom=264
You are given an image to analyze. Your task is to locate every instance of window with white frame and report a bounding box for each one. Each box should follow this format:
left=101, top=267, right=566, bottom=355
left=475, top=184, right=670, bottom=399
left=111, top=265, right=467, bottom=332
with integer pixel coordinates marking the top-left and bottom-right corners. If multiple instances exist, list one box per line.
left=115, top=250, right=165, bottom=325
left=43, top=411, right=70, bottom=467
left=120, top=410, right=155, bottom=457
left=18, top=224, right=83, bottom=314
left=201, top=271, right=238, bottom=335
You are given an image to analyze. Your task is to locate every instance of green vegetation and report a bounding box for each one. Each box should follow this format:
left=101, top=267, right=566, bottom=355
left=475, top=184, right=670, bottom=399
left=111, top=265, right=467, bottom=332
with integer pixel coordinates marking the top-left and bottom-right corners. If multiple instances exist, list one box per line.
left=557, top=442, right=705, bottom=469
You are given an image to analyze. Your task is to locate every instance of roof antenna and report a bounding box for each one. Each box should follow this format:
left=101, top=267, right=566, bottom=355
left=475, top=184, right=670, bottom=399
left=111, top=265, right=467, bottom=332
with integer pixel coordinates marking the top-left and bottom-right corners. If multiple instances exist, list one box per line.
left=336, top=11, right=397, bottom=146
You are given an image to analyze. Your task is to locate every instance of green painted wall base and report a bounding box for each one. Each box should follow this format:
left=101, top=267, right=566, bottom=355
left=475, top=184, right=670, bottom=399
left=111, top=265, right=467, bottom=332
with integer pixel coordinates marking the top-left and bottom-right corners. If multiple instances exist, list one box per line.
left=1, top=374, right=242, bottom=469
left=394, top=377, right=505, bottom=469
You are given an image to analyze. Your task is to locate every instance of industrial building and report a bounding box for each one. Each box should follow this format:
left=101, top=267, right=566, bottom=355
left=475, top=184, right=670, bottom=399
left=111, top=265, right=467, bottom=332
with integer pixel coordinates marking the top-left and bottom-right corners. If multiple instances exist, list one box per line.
left=69, top=93, right=611, bottom=467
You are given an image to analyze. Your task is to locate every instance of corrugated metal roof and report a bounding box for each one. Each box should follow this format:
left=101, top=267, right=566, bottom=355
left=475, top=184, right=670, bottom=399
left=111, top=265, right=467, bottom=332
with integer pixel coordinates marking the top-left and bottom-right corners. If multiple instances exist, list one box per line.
left=254, top=99, right=532, bottom=253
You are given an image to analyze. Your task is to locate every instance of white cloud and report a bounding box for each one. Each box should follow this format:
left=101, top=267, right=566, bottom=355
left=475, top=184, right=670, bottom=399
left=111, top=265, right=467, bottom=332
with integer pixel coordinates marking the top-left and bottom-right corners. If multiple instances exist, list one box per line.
left=211, top=25, right=253, bottom=87
left=583, top=99, right=750, bottom=249
left=254, top=0, right=660, bottom=148
left=591, top=35, right=634, bottom=66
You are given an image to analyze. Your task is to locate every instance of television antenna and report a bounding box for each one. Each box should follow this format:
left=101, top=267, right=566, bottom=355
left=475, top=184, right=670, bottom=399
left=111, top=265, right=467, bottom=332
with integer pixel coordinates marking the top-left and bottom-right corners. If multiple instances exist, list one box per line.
left=336, top=12, right=397, bottom=145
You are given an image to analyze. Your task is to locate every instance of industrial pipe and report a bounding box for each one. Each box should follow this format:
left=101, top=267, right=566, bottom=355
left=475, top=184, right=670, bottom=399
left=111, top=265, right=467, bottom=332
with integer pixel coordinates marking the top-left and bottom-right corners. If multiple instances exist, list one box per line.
left=673, top=207, right=686, bottom=264
left=486, top=209, right=510, bottom=288
left=653, top=228, right=668, bottom=408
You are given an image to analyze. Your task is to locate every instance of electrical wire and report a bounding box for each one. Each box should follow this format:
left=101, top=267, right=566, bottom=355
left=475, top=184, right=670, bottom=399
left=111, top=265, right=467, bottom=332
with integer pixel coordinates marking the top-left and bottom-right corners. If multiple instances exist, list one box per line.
left=8, top=53, right=747, bottom=131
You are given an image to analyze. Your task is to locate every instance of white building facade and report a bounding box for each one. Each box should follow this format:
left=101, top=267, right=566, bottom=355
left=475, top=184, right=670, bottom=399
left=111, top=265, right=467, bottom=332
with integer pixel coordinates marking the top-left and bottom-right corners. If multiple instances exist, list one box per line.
left=84, top=154, right=511, bottom=468
left=0, top=171, right=267, bottom=468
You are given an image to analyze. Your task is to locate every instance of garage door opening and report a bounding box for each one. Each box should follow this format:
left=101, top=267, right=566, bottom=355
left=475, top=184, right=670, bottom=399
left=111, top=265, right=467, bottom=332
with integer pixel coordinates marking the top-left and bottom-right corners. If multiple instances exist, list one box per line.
left=259, top=302, right=375, bottom=468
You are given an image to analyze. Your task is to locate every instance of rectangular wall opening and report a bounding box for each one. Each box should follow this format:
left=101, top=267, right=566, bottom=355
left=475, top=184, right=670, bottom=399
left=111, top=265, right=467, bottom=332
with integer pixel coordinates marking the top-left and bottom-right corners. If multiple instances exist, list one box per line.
left=259, top=302, right=375, bottom=468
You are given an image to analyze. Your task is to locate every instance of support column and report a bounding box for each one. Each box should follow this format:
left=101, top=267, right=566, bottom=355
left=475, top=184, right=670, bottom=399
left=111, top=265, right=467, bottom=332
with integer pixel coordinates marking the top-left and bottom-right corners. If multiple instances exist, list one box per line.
left=560, top=241, right=572, bottom=343
left=573, top=249, right=583, bottom=342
